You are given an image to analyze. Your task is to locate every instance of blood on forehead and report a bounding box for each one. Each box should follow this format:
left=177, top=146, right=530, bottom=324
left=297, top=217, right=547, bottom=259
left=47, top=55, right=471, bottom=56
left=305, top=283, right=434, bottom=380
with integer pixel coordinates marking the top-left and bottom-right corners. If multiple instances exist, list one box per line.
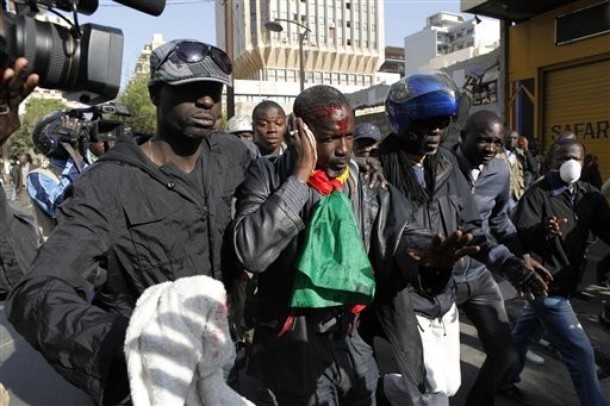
left=313, top=103, right=350, bottom=133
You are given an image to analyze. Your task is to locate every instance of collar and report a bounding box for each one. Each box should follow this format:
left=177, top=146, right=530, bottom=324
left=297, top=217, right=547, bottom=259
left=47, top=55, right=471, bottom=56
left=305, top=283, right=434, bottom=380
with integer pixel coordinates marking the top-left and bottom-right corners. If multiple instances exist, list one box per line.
left=455, top=144, right=484, bottom=175
left=547, top=170, right=574, bottom=196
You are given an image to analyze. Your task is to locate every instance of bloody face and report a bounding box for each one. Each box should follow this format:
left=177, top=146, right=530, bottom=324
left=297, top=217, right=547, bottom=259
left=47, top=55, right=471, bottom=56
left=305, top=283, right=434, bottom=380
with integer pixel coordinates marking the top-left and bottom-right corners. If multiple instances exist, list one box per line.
left=307, top=103, right=355, bottom=179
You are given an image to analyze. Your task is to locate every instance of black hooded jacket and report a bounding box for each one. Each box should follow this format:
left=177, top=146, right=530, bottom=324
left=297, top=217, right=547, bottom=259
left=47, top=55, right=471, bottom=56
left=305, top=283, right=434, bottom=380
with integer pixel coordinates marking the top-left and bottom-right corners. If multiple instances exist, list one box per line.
left=7, top=133, right=251, bottom=404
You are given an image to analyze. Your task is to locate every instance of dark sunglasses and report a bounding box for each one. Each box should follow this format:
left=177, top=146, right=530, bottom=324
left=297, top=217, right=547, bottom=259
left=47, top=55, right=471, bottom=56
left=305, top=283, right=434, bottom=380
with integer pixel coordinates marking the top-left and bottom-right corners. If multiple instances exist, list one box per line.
left=411, top=116, right=451, bottom=133
left=154, top=41, right=233, bottom=75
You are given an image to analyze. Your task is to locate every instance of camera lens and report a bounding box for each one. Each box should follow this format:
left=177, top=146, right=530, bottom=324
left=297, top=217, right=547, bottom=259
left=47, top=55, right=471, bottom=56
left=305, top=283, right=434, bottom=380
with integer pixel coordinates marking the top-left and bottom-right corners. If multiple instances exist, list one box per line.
left=14, top=15, right=80, bottom=91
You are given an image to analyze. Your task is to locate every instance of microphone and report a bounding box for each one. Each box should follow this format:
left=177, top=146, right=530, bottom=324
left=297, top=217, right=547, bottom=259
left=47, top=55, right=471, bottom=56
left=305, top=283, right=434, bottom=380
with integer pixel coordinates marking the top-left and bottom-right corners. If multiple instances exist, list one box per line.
left=112, top=0, right=166, bottom=16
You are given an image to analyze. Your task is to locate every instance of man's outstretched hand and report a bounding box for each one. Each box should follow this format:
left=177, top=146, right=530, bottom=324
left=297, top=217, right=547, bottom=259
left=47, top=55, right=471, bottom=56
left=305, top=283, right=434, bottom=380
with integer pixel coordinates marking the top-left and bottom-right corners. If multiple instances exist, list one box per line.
left=407, top=230, right=480, bottom=270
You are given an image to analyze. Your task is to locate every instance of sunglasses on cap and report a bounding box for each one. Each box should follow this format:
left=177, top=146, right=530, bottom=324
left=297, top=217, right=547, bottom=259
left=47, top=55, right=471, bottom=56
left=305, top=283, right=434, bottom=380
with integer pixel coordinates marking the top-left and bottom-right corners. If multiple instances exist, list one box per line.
left=154, top=41, right=233, bottom=75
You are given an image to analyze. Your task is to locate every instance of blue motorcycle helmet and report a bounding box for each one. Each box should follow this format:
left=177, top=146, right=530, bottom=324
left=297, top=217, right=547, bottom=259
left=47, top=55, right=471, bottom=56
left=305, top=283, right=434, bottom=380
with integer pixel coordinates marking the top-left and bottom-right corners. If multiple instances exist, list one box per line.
left=385, top=71, right=460, bottom=138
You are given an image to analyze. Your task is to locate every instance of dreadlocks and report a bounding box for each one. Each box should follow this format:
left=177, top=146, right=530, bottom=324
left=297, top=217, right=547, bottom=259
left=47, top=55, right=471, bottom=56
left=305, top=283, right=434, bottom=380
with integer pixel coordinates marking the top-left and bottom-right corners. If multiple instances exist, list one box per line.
left=379, top=133, right=438, bottom=208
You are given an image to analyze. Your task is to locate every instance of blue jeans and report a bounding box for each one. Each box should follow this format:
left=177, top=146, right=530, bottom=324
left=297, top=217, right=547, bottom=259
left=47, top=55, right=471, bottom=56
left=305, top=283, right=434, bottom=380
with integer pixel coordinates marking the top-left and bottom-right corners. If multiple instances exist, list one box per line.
left=505, top=296, right=607, bottom=405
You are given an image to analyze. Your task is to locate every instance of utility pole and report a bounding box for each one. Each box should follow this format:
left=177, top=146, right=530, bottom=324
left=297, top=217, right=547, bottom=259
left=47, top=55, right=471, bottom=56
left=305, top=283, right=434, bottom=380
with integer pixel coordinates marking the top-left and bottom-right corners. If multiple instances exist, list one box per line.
left=225, top=0, right=235, bottom=118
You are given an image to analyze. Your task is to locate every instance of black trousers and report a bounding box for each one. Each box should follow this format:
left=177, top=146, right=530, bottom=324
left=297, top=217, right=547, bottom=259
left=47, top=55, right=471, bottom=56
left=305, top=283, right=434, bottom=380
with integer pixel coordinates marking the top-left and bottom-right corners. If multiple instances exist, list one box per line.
left=456, top=271, right=519, bottom=406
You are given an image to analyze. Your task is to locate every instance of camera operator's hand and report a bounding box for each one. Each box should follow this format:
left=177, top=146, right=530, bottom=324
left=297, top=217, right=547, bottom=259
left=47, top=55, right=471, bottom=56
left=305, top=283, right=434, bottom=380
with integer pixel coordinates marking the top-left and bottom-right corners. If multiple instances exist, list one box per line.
left=291, top=116, right=317, bottom=183
left=58, top=115, right=85, bottom=144
left=0, top=58, right=39, bottom=146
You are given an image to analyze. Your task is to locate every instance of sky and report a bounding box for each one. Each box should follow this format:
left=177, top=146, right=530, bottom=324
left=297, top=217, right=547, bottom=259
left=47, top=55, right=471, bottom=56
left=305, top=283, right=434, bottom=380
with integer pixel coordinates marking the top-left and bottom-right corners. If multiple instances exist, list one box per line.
left=80, top=0, right=467, bottom=89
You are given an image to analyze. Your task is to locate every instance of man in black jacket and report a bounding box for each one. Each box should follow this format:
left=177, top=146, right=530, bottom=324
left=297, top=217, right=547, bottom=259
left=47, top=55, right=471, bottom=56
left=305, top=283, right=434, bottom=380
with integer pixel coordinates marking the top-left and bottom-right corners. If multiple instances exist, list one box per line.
left=502, top=137, right=610, bottom=405
left=380, top=72, right=549, bottom=404
left=231, top=84, right=478, bottom=405
left=7, top=40, right=252, bottom=404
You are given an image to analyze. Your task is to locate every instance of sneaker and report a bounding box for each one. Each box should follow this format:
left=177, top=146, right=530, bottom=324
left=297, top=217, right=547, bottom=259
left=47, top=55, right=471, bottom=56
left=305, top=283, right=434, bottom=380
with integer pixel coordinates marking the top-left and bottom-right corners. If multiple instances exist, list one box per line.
left=525, top=350, right=545, bottom=365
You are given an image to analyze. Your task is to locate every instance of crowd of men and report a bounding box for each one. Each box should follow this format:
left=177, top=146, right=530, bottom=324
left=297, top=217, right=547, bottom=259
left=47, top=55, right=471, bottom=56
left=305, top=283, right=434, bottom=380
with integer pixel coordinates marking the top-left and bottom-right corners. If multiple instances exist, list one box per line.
left=0, top=38, right=609, bottom=406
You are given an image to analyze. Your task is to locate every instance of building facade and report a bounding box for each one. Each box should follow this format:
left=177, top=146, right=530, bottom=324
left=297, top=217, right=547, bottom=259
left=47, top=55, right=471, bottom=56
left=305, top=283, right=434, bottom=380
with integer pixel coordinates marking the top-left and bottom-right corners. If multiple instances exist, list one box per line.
left=215, top=0, right=388, bottom=114
left=404, top=12, right=500, bottom=75
left=134, top=33, right=166, bottom=77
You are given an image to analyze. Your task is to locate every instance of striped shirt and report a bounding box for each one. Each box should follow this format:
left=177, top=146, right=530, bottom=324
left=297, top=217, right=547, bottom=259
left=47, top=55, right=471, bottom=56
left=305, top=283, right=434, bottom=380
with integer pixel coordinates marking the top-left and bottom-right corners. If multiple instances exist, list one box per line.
left=26, top=158, right=87, bottom=218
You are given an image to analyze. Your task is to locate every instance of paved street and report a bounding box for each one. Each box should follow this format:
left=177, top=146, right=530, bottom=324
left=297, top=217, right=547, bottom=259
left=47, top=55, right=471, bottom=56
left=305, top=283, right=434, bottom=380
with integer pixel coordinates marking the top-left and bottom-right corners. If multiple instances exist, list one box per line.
left=1, top=193, right=609, bottom=405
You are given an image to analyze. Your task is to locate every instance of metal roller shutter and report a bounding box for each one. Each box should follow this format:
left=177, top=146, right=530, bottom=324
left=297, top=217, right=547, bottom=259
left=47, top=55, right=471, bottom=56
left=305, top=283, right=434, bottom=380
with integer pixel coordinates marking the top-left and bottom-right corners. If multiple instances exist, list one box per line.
left=543, top=58, right=610, bottom=181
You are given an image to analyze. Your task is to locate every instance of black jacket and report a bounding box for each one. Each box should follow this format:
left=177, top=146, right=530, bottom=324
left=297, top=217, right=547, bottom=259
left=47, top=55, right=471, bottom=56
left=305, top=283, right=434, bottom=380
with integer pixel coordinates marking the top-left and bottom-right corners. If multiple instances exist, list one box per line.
left=7, top=133, right=251, bottom=404
left=231, top=151, right=434, bottom=392
left=0, top=187, right=41, bottom=298
left=515, top=173, right=610, bottom=296
left=380, top=137, right=512, bottom=318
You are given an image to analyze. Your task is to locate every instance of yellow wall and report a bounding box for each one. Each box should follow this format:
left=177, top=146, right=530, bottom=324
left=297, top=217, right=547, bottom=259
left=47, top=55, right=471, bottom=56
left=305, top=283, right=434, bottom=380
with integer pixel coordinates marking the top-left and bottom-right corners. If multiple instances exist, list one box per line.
left=508, top=0, right=610, bottom=81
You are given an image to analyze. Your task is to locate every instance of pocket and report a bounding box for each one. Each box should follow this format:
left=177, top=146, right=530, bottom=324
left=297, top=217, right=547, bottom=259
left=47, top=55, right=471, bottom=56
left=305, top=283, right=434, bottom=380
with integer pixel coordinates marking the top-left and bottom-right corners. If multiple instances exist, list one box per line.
left=122, top=184, right=192, bottom=278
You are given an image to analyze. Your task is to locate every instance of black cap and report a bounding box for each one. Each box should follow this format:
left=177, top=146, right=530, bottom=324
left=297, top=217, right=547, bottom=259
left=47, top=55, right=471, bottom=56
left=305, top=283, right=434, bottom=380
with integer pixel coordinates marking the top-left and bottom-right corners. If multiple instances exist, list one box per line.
left=354, top=123, right=381, bottom=142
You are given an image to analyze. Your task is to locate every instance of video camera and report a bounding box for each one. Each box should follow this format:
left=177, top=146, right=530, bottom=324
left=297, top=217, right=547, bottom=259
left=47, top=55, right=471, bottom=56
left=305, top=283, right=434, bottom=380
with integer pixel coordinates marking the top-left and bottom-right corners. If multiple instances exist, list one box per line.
left=66, top=101, right=131, bottom=142
left=0, top=0, right=166, bottom=105
left=32, top=101, right=130, bottom=159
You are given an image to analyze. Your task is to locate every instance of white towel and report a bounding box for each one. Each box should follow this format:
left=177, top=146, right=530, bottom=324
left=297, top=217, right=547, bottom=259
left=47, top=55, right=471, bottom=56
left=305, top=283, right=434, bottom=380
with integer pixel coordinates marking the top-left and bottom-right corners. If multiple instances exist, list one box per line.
left=124, top=275, right=254, bottom=406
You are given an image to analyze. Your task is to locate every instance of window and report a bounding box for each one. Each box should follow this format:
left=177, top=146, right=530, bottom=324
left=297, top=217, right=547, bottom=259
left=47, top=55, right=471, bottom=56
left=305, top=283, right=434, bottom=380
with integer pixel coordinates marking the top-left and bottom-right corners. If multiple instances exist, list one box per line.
left=346, top=2, right=351, bottom=10
left=556, top=1, right=610, bottom=45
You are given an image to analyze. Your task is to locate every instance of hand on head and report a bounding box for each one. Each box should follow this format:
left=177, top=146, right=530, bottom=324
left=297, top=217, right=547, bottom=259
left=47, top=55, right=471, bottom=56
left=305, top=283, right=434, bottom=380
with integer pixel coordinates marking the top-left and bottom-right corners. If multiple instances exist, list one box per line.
left=0, top=57, right=39, bottom=146
left=291, top=116, right=317, bottom=183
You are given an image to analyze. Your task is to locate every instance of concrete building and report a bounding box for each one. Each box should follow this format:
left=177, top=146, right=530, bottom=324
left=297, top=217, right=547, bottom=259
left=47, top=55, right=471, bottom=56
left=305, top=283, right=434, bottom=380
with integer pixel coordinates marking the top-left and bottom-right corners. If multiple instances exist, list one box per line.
left=404, top=11, right=500, bottom=75
left=134, top=33, right=166, bottom=76
left=215, top=0, right=390, bottom=115
left=379, top=46, right=405, bottom=77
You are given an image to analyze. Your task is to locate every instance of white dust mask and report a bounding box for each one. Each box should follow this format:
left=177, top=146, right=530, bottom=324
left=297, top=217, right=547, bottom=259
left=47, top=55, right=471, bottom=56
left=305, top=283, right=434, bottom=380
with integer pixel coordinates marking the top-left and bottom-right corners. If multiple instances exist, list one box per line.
left=559, top=159, right=581, bottom=184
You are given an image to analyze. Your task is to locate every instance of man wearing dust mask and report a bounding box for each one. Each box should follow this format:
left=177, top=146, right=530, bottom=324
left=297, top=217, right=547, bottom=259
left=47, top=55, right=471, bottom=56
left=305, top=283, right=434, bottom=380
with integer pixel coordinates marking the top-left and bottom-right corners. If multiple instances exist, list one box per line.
left=502, top=137, right=610, bottom=405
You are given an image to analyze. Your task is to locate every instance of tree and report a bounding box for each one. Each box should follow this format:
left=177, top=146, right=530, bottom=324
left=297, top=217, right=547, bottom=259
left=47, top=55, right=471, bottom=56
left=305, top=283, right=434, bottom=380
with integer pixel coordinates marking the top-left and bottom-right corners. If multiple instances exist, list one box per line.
left=117, top=73, right=156, bottom=136
left=7, top=97, right=67, bottom=158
